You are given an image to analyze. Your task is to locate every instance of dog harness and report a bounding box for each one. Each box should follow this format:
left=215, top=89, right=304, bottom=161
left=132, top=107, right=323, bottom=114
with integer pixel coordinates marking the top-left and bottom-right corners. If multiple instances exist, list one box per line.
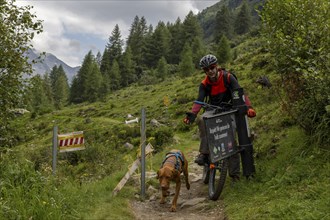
left=161, top=151, right=185, bottom=172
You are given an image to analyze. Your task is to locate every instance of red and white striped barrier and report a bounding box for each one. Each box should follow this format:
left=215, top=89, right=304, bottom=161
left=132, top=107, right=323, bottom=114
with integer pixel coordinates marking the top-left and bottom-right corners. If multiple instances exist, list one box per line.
left=58, top=131, right=85, bottom=152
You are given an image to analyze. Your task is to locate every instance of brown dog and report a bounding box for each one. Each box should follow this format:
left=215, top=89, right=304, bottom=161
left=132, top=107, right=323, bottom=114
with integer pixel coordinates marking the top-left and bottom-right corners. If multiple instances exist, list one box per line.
left=157, top=149, right=190, bottom=212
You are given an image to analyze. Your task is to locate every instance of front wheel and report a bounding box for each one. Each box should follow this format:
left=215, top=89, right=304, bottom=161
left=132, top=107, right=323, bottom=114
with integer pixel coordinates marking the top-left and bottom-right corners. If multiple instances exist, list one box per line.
left=208, top=159, right=229, bottom=200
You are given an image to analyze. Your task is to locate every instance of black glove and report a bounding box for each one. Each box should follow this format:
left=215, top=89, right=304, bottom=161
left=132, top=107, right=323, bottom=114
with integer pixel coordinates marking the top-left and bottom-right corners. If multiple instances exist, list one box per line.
left=183, top=112, right=197, bottom=124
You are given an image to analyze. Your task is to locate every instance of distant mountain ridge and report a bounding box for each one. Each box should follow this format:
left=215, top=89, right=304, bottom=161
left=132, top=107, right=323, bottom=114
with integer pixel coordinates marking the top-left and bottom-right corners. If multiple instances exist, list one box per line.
left=27, top=49, right=80, bottom=82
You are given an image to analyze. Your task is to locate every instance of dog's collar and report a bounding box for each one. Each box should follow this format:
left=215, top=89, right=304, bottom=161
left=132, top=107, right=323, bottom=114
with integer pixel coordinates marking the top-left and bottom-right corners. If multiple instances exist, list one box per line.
left=161, top=151, right=184, bottom=172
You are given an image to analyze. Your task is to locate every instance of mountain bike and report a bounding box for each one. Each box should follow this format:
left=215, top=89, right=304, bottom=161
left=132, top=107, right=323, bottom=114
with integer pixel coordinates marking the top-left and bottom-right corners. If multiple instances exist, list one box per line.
left=195, top=100, right=240, bottom=200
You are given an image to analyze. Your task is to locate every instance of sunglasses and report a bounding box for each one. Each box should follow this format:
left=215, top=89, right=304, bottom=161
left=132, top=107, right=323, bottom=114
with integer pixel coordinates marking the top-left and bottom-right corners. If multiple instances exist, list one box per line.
left=203, top=64, right=217, bottom=72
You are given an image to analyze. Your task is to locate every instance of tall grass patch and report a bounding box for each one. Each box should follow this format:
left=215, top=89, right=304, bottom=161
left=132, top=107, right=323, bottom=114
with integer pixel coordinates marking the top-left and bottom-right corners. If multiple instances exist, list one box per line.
left=222, top=127, right=330, bottom=219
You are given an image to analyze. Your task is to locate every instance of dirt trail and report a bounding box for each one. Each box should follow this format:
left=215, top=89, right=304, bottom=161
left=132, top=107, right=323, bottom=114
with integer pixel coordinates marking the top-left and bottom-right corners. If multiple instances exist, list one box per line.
left=130, top=151, right=227, bottom=220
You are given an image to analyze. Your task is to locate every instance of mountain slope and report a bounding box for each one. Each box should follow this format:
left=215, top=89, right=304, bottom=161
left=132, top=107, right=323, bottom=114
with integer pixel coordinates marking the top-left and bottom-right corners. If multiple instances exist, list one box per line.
left=197, top=0, right=265, bottom=41
left=27, top=49, right=80, bottom=82
left=4, top=35, right=329, bottom=219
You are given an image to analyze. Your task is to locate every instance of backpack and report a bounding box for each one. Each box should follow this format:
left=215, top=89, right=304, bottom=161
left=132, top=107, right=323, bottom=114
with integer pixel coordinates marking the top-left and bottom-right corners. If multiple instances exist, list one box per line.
left=222, top=68, right=238, bottom=90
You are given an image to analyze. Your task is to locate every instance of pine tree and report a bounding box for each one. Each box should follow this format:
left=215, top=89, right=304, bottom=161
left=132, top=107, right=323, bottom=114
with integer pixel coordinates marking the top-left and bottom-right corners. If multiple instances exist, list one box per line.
left=53, top=65, right=70, bottom=109
left=167, top=17, right=184, bottom=64
left=100, top=48, right=111, bottom=75
left=95, top=51, right=102, bottom=67
left=109, top=60, right=121, bottom=91
left=191, top=36, right=206, bottom=68
left=26, top=75, right=54, bottom=115
left=179, top=43, right=194, bottom=77
left=69, top=76, right=81, bottom=103
left=215, top=5, right=234, bottom=41
left=141, top=25, right=154, bottom=67
left=70, top=51, right=94, bottom=103
left=127, top=16, right=140, bottom=50
left=85, top=60, right=102, bottom=102
left=107, top=24, right=123, bottom=66
left=49, top=65, right=69, bottom=109
left=146, top=24, right=154, bottom=39
left=41, top=73, right=54, bottom=107
left=156, top=57, right=168, bottom=81
left=49, top=65, right=58, bottom=89
left=120, top=46, right=136, bottom=87
left=234, top=0, right=252, bottom=35
left=217, top=35, right=232, bottom=66
left=144, top=21, right=170, bottom=68
left=126, top=16, right=149, bottom=77
left=100, top=48, right=111, bottom=94
left=99, top=73, right=111, bottom=101
left=182, top=11, right=203, bottom=47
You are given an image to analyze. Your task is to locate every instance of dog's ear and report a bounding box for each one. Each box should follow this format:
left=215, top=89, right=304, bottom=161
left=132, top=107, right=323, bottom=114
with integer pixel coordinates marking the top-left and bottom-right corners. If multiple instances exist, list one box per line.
left=156, top=170, right=160, bottom=179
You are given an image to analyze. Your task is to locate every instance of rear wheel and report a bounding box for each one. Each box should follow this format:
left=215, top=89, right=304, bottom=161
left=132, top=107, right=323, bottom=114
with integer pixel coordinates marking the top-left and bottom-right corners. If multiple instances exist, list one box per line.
left=208, top=159, right=228, bottom=200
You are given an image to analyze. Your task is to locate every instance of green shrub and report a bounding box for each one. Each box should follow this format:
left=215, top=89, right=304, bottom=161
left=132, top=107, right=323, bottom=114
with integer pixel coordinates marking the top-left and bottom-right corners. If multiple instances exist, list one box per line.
left=260, top=0, right=330, bottom=147
left=148, top=126, right=174, bottom=152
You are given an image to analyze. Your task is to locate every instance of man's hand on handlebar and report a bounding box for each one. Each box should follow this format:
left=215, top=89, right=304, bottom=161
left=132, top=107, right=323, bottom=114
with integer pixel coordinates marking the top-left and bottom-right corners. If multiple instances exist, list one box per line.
left=183, top=112, right=197, bottom=124
left=247, top=108, right=256, bottom=118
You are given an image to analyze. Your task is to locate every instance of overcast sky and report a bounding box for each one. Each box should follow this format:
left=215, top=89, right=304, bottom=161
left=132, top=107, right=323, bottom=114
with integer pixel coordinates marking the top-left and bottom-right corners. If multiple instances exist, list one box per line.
left=17, top=0, right=219, bottom=67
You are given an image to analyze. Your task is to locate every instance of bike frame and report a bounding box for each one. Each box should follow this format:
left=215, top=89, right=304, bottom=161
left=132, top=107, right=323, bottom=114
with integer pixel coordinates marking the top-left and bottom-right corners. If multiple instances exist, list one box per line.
left=195, top=101, right=237, bottom=200
left=195, top=87, right=255, bottom=177
left=194, top=88, right=256, bottom=200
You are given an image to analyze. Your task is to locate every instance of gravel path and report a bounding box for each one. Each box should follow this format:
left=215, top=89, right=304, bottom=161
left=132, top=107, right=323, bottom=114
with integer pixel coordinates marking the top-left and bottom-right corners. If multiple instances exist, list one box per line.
left=130, top=151, right=227, bottom=220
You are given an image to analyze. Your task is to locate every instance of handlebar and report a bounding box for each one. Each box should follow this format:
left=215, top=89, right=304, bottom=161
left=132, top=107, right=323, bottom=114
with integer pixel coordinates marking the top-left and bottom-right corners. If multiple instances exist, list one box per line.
left=193, top=101, right=233, bottom=113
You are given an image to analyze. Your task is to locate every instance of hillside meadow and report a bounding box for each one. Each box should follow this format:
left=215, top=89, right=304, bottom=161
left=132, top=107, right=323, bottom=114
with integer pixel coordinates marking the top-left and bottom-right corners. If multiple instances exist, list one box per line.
left=1, top=37, right=329, bottom=219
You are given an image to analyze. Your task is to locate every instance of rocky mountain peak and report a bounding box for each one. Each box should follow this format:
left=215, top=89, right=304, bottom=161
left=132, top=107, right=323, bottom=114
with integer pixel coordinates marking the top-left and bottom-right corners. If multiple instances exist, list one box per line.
left=26, top=49, right=80, bottom=83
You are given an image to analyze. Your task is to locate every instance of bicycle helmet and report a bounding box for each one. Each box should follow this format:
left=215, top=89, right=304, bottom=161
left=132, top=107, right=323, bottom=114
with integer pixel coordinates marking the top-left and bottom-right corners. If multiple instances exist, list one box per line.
left=199, top=54, right=217, bottom=68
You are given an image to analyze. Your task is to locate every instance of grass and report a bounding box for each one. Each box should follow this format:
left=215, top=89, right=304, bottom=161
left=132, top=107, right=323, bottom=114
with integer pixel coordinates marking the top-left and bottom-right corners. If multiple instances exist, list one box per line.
left=222, top=127, right=330, bottom=220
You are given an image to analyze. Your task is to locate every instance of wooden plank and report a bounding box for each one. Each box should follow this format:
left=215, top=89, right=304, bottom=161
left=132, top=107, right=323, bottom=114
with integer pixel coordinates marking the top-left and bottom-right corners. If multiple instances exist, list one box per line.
left=112, top=159, right=141, bottom=196
left=112, top=143, right=154, bottom=196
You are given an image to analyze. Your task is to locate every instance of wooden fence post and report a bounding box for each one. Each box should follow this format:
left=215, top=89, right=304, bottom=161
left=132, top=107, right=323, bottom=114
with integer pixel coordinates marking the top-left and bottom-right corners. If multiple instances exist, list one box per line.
left=140, top=108, right=146, bottom=199
left=52, top=126, right=58, bottom=175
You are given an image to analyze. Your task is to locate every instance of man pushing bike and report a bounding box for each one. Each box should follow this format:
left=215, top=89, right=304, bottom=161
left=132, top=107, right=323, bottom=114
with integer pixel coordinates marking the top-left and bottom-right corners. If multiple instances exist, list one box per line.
left=183, top=54, right=257, bottom=182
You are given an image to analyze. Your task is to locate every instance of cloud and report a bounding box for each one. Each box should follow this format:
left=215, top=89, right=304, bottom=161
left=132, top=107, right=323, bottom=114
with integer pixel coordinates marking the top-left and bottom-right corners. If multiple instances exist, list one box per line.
left=17, top=0, right=218, bottom=67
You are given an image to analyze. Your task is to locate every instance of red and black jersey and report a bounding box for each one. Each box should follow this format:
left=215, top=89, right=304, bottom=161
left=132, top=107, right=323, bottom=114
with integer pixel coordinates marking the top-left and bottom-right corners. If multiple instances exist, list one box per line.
left=199, top=69, right=237, bottom=106
left=191, top=68, right=251, bottom=114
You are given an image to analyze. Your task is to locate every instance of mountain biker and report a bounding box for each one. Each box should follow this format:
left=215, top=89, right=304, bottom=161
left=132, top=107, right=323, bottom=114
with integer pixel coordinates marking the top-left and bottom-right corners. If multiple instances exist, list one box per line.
left=183, top=54, right=256, bottom=181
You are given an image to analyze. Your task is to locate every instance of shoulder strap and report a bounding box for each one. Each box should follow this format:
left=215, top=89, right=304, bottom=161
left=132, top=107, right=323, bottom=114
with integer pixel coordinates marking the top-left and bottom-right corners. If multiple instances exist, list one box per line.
left=201, top=76, right=211, bottom=104
left=223, top=70, right=231, bottom=89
